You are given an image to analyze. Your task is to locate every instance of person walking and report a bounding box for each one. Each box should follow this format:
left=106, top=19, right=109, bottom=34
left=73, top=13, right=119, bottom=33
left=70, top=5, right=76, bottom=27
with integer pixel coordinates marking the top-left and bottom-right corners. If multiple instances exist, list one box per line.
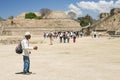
left=59, top=32, right=63, bottom=43
left=73, top=32, right=76, bottom=43
left=66, top=32, right=70, bottom=43
left=93, top=30, right=97, bottom=38
left=21, top=32, right=38, bottom=74
left=63, top=32, right=67, bottom=43
left=49, top=32, right=53, bottom=45
left=80, top=31, right=83, bottom=38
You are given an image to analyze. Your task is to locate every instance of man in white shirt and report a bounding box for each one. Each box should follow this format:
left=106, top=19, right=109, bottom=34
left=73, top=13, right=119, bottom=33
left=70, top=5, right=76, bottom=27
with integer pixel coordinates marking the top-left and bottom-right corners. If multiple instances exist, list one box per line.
left=21, top=32, right=38, bottom=74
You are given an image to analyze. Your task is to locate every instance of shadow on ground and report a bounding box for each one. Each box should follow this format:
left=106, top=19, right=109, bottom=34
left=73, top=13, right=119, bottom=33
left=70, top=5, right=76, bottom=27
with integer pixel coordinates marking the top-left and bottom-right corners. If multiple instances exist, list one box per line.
left=15, top=72, right=36, bottom=75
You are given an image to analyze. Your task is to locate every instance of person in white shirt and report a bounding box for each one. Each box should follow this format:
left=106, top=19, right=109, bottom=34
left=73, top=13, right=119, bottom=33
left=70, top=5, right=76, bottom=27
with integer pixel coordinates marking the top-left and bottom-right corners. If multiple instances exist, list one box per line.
left=59, top=32, right=63, bottom=43
left=93, top=31, right=97, bottom=38
left=21, top=32, right=38, bottom=74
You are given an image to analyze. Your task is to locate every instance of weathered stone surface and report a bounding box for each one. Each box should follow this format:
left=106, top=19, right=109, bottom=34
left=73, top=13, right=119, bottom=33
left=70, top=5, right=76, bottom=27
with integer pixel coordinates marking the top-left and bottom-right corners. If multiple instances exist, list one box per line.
left=91, top=8, right=120, bottom=35
left=1, top=11, right=81, bottom=35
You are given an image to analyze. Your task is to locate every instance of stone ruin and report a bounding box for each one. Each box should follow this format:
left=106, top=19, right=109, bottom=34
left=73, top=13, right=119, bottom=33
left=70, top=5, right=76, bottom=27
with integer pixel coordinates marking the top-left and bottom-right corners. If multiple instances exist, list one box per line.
left=1, top=8, right=120, bottom=36
left=0, top=11, right=82, bottom=36
left=90, top=8, right=120, bottom=35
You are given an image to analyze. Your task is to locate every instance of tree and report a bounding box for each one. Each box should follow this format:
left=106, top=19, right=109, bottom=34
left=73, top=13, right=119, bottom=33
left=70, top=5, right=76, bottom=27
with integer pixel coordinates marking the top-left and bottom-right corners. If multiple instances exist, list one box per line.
left=67, top=11, right=76, bottom=19
left=40, top=8, right=51, bottom=18
left=8, top=16, right=14, bottom=20
left=25, top=12, right=37, bottom=19
left=77, top=14, right=93, bottom=27
left=84, top=14, right=93, bottom=24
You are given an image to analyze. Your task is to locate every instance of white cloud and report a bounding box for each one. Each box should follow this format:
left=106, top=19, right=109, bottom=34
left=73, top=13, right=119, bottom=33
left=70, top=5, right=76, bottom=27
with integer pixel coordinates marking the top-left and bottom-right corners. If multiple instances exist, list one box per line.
left=68, top=0, right=120, bottom=19
left=114, top=0, right=120, bottom=7
left=97, top=0, right=114, bottom=13
left=68, top=4, right=82, bottom=15
left=77, top=0, right=114, bottom=13
left=77, top=1, right=98, bottom=10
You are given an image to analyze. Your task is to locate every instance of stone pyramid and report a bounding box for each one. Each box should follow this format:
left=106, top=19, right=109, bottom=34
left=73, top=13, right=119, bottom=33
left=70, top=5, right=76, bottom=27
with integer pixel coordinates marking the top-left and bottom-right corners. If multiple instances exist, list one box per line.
left=1, top=11, right=81, bottom=35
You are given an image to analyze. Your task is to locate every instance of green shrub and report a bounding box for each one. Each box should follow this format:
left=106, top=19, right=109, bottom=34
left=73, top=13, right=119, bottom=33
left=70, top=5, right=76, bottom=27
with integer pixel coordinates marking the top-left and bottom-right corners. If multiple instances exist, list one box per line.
left=80, top=19, right=89, bottom=27
left=25, top=12, right=37, bottom=19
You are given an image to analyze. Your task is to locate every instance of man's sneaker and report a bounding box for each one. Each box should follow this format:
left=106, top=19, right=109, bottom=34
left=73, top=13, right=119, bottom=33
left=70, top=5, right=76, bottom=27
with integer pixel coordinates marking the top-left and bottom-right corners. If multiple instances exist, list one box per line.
left=23, top=72, right=31, bottom=75
left=27, top=71, right=32, bottom=74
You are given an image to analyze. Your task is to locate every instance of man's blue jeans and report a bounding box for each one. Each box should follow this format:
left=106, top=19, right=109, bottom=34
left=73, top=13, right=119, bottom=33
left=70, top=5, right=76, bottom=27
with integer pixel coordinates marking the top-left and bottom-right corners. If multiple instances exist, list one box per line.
left=23, top=56, right=30, bottom=73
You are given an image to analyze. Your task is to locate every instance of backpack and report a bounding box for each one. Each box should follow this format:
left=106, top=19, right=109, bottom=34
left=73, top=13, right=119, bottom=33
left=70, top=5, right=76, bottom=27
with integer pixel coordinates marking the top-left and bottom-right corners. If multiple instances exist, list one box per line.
left=15, top=42, right=23, bottom=54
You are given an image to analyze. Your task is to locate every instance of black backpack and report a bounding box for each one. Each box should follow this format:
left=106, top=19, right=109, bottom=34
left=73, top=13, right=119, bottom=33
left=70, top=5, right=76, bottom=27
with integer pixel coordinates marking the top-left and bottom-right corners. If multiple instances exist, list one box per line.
left=15, top=42, right=23, bottom=54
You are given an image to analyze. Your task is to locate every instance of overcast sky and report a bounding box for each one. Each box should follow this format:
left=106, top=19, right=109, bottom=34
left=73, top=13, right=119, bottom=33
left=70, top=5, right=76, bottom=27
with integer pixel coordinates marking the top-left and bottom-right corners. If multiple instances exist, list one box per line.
left=0, top=0, right=120, bottom=19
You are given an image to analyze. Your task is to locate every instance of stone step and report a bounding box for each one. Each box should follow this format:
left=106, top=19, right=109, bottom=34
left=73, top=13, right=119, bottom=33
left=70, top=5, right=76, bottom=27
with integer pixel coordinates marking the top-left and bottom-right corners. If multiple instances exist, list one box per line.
left=5, top=26, right=80, bottom=29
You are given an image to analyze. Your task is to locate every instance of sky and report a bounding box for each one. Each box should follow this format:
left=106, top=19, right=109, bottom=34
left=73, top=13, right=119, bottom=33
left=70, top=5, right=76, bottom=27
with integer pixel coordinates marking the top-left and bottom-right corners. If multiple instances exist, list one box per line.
left=0, top=0, right=120, bottom=19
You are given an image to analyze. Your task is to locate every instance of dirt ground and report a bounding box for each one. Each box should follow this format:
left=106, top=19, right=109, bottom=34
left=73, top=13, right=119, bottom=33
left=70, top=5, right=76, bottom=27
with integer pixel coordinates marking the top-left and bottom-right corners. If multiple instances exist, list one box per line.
left=0, top=36, right=120, bottom=80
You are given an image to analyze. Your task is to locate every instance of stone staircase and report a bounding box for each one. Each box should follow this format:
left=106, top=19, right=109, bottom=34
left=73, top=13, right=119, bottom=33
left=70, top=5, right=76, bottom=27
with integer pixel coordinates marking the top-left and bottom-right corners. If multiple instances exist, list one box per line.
left=91, top=13, right=120, bottom=32
left=1, top=18, right=81, bottom=35
left=0, top=11, right=82, bottom=35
